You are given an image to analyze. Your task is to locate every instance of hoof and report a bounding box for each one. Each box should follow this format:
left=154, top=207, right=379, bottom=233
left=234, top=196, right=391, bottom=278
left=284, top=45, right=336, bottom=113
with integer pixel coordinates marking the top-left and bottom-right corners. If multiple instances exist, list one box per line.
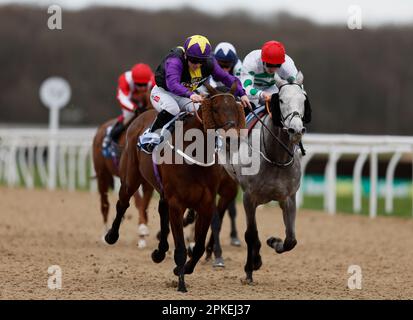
left=104, top=229, right=119, bottom=245
left=177, top=285, right=188, bottom=293
left=230, top=237, right=241, bottom=247
left=283, top=238, right=297, bottom=252
left=267, top=237, right=284, bottom=253
left=213, top=257, right=225, bottom=268
left=241, top=278, right=254, bottom=285
left=151, top=249, right=166, bottom=263
left=137, top=238, right=147, bottom=248
left=183, top=263, right=194, bottom=275
left=138, top=224, right=149, bottom=236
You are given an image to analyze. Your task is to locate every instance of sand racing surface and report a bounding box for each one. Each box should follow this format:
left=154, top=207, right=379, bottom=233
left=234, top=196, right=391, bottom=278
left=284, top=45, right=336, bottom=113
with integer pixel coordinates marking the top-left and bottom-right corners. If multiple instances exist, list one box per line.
left=1, top=187, right=412, bottom=300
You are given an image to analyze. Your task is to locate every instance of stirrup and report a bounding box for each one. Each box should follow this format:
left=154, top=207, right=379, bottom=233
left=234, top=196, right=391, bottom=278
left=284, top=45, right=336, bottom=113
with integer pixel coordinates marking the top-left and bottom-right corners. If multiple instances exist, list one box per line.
left=138, top=130, right=162, bottom=154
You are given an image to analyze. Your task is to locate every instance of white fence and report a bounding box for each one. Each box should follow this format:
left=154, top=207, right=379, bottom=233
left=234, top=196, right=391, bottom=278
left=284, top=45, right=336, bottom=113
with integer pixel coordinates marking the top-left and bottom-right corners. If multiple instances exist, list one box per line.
left=1, top=128, right=412, bottom=218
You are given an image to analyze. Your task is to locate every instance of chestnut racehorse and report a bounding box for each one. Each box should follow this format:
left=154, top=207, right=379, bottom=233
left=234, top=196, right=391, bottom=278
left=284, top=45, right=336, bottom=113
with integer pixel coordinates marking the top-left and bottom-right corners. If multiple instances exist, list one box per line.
left=104, top=83, right=245, bottom=292
left=93, top=115, right=154, bottom=248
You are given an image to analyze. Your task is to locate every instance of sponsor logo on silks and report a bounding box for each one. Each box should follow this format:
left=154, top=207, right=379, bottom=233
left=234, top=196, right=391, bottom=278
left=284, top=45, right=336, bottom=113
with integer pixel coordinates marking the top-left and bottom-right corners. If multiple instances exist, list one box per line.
left=181, top=77, right=208, bottom=91
left=153, top=95, right=160, bottom=102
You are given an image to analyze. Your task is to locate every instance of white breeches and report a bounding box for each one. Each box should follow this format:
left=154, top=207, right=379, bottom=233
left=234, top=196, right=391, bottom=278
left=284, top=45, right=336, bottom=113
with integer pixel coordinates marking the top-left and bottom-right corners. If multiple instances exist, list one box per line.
left=150, top=85, right=200, bottom=116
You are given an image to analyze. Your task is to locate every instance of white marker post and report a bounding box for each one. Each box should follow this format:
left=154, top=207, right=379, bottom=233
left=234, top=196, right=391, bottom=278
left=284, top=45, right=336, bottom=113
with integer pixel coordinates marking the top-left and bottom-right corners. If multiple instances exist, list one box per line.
left=39, top=77, right=71, bottom=190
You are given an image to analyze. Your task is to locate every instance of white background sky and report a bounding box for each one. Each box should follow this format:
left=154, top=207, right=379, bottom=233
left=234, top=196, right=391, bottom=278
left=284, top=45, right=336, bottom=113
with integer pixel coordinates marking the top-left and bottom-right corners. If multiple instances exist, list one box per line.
left=1, top=0, right=413, bottom=25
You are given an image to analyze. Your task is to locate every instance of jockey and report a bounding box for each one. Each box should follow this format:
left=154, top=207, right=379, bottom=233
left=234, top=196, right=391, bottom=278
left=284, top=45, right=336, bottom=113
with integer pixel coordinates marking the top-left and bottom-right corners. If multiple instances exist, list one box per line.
left=241, top=40, right=299, bottom=108
left=209, top=42, right=242, bottom=87
left=140, top=35, right=250, bottom=153
left=102, top=63, right=155, bottom=154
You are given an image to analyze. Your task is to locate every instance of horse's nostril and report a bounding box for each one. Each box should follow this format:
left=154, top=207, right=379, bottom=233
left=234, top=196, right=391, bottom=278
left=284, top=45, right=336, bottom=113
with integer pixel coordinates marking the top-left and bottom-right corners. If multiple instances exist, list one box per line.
left=301, top=128, right=306, bottom=134
left=288, top=128, right=295, bottom=135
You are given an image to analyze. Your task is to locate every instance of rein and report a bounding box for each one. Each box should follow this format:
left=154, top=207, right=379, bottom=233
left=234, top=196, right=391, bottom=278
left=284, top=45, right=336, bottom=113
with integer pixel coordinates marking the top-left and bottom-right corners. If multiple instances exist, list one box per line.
left=249, top=102, right=294, bottom=157
left=162, top=92, right=236, bottom=167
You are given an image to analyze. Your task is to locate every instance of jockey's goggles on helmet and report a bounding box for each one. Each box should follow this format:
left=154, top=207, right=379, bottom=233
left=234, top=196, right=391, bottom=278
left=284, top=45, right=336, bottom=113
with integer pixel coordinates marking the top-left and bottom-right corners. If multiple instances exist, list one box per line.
left=134, top=82, right=149, bottom=87
left=187, top=56, right=206, bottom=64
left=264, top=62, right=282, bottom=68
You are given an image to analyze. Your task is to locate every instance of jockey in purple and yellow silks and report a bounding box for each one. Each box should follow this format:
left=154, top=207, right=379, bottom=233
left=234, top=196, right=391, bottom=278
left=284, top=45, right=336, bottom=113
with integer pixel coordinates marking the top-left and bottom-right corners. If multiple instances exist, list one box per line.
left=140, top=35, right=250, bottom=153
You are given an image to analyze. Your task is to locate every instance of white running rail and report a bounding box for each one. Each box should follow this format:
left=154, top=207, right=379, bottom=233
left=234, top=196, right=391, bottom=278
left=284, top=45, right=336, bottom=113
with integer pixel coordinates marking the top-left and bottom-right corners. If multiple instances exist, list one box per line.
left=1, top=129, right=412, bottom=218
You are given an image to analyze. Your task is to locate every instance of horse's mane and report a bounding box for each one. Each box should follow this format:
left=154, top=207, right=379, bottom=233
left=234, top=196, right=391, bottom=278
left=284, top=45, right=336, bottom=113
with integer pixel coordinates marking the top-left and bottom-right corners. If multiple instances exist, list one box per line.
left=214, top=86, right=230, bottom=93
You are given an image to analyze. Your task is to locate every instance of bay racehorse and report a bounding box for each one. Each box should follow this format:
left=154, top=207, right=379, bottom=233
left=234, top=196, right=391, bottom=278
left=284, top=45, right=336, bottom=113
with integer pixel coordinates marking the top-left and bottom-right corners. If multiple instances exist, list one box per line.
left=104, top=83, right=245, bottom=292
left=219, top=71, right=311, bottom=284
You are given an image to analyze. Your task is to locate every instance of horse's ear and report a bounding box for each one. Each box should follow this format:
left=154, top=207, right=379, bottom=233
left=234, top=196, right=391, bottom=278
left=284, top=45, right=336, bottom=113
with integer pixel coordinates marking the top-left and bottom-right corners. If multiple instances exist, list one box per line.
left=204, top=82, right=218, bottom=96
left=230, top=81, right=237, bottom=95
left=296, top=71, right=304, bottom=85
left=270, top=93, right=283, bottom=127
left=303, top=94, right=312, bottom=124
left=201, top=99, right=215, bottom=131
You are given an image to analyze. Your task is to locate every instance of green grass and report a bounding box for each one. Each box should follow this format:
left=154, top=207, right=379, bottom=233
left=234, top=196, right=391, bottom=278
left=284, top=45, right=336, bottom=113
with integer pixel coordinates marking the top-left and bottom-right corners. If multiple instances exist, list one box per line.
left=302, top=195, right=413, bottom=218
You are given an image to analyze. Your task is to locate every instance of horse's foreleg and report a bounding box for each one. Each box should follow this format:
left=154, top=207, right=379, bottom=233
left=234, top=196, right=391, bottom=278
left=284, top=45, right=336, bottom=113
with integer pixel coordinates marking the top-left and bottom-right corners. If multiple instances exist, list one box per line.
left=104, top=181, right=136, bottom=245
left=184, top=202, right=214, bottom=275
left=242, top=192, right=261, bottom=284
left=169, top=202, right=187, bottom=292
left=104, top=149, right=140, bottom=245
left=267, top=195, right=297, bottom=253
left=151, top=197, right=170, bottom=263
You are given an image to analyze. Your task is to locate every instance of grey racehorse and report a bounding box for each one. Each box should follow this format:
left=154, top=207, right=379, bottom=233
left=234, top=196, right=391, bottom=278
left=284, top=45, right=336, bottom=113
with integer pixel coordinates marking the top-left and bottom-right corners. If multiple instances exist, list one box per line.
left=219, top=71, right=311, bottom=283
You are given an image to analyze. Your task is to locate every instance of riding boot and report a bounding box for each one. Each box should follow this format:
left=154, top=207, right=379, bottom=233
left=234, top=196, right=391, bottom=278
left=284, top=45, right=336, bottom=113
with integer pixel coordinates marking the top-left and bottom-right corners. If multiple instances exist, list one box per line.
left=109, top=121, right=125, bottom=144
left=141, top=110, right=175, bottom=153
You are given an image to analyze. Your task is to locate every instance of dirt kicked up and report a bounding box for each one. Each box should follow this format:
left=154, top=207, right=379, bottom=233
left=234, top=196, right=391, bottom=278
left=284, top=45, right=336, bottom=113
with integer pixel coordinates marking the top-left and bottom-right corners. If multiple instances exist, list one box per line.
left=1, top=187, right=412, bottom=299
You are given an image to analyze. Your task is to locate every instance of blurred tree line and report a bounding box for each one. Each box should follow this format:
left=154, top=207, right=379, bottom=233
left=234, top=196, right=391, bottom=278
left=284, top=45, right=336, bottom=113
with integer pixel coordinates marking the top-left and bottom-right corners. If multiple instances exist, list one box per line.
left=0, top=5, right=412, bottom=134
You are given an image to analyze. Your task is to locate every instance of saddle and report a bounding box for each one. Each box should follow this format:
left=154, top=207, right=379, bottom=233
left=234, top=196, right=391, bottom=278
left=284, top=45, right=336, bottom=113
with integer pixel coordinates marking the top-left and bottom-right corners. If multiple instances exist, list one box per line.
left=246, top=105, right=267, bottom=133
left=137, top=111, right=191, bottom=153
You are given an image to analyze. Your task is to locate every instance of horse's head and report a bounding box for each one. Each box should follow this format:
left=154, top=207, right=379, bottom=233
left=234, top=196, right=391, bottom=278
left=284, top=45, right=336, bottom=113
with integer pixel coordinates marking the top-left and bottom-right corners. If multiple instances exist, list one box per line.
left=270, top=71, right=312, bottom=144
left=201, top=82, right=245, bottom=138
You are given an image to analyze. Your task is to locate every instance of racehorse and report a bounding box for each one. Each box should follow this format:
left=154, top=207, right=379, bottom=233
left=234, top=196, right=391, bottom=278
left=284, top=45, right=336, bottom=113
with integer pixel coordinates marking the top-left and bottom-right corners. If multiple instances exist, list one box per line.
left=93, top=114, right=154, bottom=248
left=104, top=82, right=245, bottom=292
left=219, top=71, right=311, bottom=284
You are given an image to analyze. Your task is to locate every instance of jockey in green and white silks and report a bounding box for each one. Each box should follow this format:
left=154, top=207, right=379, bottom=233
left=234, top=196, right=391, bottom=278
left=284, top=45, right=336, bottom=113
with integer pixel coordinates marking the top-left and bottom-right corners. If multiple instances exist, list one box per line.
left=241, top=40, right=299, bottom=107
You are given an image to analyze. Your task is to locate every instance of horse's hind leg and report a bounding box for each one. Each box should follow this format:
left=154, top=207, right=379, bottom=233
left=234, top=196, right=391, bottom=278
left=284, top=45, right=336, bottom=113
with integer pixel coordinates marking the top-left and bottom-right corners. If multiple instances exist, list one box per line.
left=227, top=199, right=241, bottom=246
left=242, top=192, right=262, bottom=284
left=151, top=197, right=170, bottom=263
left=267, top=195, right=297, bottom=254
left=134, top=182, right=154, bottom=248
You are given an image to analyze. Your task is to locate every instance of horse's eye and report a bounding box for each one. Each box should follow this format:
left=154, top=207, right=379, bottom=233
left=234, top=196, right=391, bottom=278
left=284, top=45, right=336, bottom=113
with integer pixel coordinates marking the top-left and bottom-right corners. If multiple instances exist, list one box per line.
left=279, top=99, right=284, bottom=104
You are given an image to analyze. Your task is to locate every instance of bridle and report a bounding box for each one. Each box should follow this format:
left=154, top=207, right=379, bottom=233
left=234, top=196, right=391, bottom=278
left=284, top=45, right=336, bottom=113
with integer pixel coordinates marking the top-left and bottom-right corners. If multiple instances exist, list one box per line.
left=188, top=92, right=237, bottom=130
left=254, top=82, right=306, bottom=166
left=277, top=82, right=306, bottom=131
